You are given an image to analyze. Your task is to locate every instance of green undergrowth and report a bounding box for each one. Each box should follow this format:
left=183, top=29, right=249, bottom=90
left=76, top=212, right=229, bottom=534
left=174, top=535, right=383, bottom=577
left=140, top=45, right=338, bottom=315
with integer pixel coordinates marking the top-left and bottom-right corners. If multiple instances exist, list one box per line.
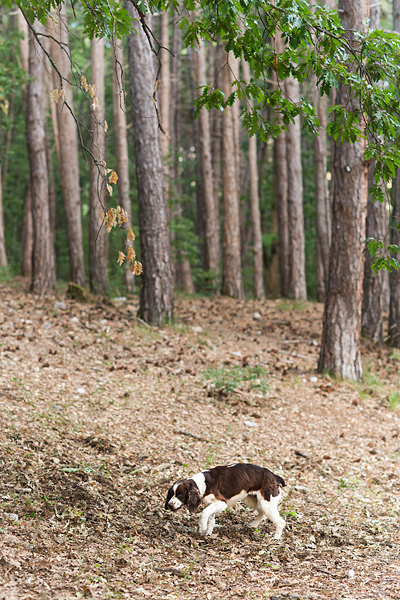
left=348, top=363, right=400, bottom=411
left=202, top=365, right=269, bottom=396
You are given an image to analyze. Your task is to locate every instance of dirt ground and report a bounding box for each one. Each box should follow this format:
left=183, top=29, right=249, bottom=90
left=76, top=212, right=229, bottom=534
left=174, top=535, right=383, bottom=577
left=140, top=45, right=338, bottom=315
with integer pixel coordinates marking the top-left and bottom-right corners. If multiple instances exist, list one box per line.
left=0, top=282, right=399, bottom=600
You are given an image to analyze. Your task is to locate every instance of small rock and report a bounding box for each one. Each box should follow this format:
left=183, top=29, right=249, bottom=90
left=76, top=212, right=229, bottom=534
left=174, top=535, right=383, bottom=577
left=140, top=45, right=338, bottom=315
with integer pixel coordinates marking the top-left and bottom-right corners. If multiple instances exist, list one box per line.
left=231, top=351, right=243, bottom=357
left=191, top=325, right=203, bottom=334
left=113, top=296, right=127, bottom=303
left=348, top=569, right=355, bottom=579
left=310, top=376, right=318, bottom=383
left=77, top=387, right=86, bottom=395
left=244, top=420, right=257, bottom=427
left=53, top=302, right=67, bottom=311
left=253, top=312, right=262, bottom=320
left=4, top=512, right=19, bottom=522
left=70, top=316, right=79, bottom=323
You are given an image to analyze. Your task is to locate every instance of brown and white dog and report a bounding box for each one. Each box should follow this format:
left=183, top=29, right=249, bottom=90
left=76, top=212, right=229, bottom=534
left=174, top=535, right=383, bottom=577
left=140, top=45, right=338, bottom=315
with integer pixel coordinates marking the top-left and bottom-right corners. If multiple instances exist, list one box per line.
left=164, top=463, right=286, bottom=539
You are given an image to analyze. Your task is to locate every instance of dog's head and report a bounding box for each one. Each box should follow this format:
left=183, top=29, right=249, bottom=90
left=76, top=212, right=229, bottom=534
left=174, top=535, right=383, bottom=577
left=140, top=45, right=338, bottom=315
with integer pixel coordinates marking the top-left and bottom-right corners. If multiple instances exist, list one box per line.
left=164, top=479, right=202, bottom=513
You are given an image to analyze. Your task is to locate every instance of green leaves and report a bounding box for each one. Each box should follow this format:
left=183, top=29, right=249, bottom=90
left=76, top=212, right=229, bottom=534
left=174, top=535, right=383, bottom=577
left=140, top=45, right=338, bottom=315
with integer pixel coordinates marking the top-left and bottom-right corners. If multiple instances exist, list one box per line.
left=364, top=238, right=400, bottom=274
left=19, top=0, right=133, bottom=39
left=17, top=0, right=400, bottom=214
left=80, top=0, right=133, bottom=39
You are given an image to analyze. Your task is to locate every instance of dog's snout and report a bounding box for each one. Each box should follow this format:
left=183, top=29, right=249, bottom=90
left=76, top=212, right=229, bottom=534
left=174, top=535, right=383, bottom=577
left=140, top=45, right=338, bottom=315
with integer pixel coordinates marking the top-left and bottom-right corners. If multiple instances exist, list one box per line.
left=167, top=497, right=182, bottom=511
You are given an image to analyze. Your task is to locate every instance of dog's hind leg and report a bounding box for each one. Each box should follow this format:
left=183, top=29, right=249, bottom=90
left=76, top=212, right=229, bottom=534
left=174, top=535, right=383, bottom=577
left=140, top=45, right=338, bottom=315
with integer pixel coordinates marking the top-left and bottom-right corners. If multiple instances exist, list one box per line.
left=249, top=512, right=266, bottom=528
left=198, top=501, right=228, bottom=535
left=242, top=494, right=265, bottom=528
left=259, top=493, right=286, bottom=540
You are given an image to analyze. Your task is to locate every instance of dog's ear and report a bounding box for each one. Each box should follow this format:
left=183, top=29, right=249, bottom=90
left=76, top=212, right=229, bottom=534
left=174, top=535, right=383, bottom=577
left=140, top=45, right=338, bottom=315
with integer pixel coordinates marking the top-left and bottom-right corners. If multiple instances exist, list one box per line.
left=164, top=487, right=173, bottom=510
left=186, top=481, right=202, bottom=513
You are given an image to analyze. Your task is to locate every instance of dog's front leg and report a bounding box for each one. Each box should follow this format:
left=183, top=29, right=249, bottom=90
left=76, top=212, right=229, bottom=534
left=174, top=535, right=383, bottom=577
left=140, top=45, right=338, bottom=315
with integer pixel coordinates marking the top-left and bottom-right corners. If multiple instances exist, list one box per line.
left=198, top=501, right=228, bottom=535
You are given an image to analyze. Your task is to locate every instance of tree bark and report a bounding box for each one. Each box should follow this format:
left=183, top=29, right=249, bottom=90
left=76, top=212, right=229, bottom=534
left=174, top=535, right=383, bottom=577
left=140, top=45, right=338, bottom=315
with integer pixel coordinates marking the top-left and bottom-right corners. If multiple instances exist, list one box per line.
left=362, top=1, right=387, bottom=343
left=169, top=13, right=180, bottom=283
left=311, top=80, right=331, bottom=301
left=274, top=125, right=290, bottom=298
left=221, top=53, right=244, bottom=299
left=0, top=168, right=7, bottom=267
left=318, top=0, right=370, bottom=380
left=272, top=35, right=290, bottom=300
left=41, top=26, right=57, bottom=252
left=50, top=6, right=86, bottom=288
left=112, top=39, right=134, bottom=292
left=210, top=41, right=223, bottom=226
left=127, top=5, right=174, bottom=324
left=241, top=57, right=264, bottom=299
left=18, top=9, right=33, bottom=278
left=26, top=22, right=56, bottom=294
left=167, top=11, right=194, bottom=293
left=89, top=37, right=108, bottom=295
left=310, top=0, right=332, bottom=304
left=21, top=183, right=33, bottom=278
left=44, top=123, right=57, bottom=249
left=192, top=38, right=220, bottom=281
left=285, top=77, right=307, bottom=301
left=160, top=12, right=170, bottom=168
left=388, top=0, right=400, bottom=346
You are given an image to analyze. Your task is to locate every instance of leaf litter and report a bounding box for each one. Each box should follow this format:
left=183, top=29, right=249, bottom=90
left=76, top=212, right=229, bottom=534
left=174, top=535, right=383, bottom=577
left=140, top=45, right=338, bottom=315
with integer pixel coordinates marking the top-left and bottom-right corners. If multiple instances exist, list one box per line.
left=0, top=284, right=399, bottom=599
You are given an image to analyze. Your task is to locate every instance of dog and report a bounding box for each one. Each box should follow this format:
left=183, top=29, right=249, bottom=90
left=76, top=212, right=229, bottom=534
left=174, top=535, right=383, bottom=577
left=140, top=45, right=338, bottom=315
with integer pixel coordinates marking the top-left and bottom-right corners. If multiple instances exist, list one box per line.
left=164, top=463, right=286, bottom=539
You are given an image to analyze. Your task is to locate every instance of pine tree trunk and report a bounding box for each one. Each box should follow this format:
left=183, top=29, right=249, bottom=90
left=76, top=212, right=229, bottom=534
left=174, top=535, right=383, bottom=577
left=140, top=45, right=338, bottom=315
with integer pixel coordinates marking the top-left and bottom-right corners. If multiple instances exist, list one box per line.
left=274, top=124, right=290, bottom=298
left=167, top=12, right=194, bottom=293
left=221, top=53, right=244, bottom=299
left=169, top=14, right=180, bottom=284
left=0, top=168, right=7, bottom=267
left=26, top=22, right=56, bottom=294
left=44, top=124, right=57, bottom=249
left=318, top=0, right=370, bottom=380
left=389, top=178, right=400, bottom=346
left=89, top=37, right=108, bottom=295
left=160, top=12, right=170, bottom=168
left=192, top=38, right=220, bottom=281
left=50, top=7, right=86, bottom=288
left=311, top=79, right=330, bottom=301
left=127, top=6, right=174, bottom=324
left=210, top=41, right=223, bottom=226
left=112, top=40, right=134, bottom=292
left=389, top=0, right=400, bottom=346
left=18, top=10, right=33, bottom=278
left=362, top=1, right=387, bottom=343
left=22, top=182, right=33, bottom=278
left=241, top=57, right=264, bottom=299
left=285, top=77, right=307, bottom=301
left=41, top=26, right=57, bottom=252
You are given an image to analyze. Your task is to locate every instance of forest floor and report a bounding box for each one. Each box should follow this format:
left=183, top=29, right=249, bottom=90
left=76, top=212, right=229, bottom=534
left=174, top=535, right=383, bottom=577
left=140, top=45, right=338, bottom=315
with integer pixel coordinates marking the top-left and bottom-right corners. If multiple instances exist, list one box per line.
left=0, top=280, right=400, bottom=600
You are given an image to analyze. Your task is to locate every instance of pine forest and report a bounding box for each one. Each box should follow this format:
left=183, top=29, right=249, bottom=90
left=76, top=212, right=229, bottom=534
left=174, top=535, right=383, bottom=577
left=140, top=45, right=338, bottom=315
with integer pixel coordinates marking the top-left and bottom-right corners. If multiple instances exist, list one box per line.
left=0, top=1, right=400, bottom=598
